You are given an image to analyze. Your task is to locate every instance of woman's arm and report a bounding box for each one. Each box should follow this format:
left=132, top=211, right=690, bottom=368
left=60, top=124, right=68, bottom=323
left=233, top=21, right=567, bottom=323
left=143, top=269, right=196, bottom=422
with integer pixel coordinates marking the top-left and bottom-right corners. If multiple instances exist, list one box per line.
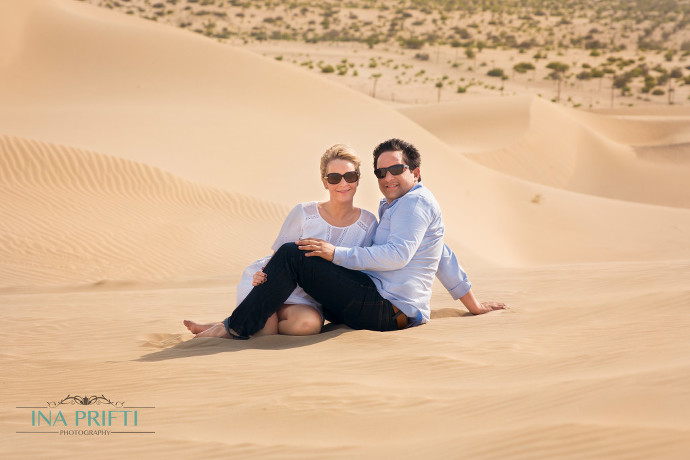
left=270, top=204, right=305, bottom=251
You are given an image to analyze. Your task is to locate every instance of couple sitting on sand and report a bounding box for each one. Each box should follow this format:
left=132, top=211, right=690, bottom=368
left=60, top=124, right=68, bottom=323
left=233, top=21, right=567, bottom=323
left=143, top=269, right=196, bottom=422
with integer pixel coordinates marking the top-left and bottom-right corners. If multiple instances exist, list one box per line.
left=184, top=138, right=505, bottom=339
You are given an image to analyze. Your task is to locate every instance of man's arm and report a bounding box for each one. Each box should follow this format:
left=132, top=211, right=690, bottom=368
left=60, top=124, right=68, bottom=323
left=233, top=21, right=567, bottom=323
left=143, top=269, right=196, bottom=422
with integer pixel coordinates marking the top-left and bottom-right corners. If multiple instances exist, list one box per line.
left=458, top=289, right=506, bottom=315
left=438, top=243, right=506, bottom=315
left=436, top=243, right=472, bottom=298
left=299, top=195, right=432, bottom=271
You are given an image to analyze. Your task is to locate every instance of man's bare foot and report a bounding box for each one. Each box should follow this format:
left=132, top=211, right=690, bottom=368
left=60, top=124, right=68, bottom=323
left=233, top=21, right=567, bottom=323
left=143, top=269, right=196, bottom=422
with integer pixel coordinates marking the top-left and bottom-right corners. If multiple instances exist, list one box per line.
left=183, top=320, right=221, bottom=334
left=193, top=322, right=233, bottom=339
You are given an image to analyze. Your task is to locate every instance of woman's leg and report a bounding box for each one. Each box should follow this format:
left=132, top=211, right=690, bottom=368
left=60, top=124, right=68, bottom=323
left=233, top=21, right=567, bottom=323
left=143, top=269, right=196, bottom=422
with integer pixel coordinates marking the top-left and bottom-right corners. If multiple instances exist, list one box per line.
left=186, top=313, right=280, bottom=337
left=183, top=320, right=221, bottom=334
left=186, top=304, right=321, bottom=337
left=220, top=243, right=399, bottom=339
left=251, top=312, right=279, bottom=336
left=276, top=304, right=323, bottom=336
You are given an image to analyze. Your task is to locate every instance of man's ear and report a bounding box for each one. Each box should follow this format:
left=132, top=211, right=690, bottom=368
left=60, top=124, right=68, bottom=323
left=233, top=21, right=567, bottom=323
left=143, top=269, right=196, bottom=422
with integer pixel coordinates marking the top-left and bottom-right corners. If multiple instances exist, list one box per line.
left=413, top=167, right=421, bottom=181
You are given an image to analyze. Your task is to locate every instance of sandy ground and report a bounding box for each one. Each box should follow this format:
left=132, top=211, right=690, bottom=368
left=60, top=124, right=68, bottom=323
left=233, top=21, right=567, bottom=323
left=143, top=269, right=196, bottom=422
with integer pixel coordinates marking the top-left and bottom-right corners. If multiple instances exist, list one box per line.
left=1, top=1, right=689, bottom=458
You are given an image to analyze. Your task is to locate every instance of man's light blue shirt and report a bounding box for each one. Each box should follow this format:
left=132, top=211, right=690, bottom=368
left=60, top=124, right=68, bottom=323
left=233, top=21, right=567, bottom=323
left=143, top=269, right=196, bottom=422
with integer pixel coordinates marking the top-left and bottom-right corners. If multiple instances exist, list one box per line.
left=332, top=183, right=472, bottom=324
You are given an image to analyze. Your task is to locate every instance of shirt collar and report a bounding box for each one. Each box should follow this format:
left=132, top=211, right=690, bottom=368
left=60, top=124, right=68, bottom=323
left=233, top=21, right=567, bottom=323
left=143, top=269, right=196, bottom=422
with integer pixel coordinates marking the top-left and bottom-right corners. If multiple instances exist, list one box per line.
left=378, top=183, right=423, bottom=218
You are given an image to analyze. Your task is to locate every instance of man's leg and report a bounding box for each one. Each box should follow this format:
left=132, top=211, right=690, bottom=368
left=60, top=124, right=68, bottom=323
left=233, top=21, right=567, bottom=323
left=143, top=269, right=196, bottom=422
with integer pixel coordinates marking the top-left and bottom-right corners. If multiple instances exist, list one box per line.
left=224, top=243, right=400, bottom=338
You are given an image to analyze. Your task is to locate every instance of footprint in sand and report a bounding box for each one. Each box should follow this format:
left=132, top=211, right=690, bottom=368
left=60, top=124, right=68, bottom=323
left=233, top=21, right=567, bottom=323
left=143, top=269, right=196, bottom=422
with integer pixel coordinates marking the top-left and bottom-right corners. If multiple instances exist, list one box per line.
left=430, top=308, right=469, bottom=319
left=139, top=333, right=187, bottom=349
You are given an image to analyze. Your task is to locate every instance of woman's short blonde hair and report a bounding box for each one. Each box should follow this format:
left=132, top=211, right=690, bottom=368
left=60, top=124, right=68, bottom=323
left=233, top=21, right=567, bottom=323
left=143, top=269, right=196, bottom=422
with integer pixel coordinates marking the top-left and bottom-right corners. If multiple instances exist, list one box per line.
left=320, top=144, right=361, bottom=178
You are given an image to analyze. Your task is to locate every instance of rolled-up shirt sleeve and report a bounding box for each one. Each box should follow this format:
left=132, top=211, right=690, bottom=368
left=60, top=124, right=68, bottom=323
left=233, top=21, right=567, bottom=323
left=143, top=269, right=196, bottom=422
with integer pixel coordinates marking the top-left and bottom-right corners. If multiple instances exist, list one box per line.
left=332, top=195, right=431, bottom=271
left=436, top=243, right=472, bottom=299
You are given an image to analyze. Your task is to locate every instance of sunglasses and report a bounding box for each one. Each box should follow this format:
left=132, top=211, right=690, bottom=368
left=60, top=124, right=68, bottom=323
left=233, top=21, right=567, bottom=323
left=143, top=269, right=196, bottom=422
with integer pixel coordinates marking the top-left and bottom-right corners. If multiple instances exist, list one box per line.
left=324, top=171, right=360, bottom=184
left=374, top=164, right=410, bottom=179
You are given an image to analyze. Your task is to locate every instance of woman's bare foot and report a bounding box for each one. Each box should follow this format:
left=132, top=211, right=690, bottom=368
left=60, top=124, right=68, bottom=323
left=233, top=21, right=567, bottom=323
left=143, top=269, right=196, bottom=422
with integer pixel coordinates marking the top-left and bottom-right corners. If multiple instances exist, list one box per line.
left=183, top=320, right=221, bottom=334
left=193, top=322, right=233, bottom=339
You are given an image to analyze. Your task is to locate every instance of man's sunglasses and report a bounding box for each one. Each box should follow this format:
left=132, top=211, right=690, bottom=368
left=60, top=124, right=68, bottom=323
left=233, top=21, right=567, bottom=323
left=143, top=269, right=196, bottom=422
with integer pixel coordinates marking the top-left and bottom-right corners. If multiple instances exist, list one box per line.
left=324, top=171, right=360, bottom=184
left=374, top=164, right=410, bottom=179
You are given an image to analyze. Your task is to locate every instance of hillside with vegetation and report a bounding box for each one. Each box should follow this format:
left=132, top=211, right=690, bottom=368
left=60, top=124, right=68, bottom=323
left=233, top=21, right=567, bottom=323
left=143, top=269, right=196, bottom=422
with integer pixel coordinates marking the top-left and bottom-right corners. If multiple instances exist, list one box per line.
left=81, top=0, right=690, bottom=107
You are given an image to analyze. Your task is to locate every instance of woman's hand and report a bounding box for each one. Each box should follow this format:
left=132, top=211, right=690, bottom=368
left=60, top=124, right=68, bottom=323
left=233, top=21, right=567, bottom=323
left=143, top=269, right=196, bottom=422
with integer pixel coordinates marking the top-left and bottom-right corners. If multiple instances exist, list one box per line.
left=252, top=269, right=267, bottom=286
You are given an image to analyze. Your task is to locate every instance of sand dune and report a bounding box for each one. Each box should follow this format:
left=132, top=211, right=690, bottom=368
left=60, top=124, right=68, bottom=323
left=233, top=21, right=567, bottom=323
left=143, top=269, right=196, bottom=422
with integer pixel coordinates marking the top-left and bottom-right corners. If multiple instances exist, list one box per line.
left=2, top=0, right=689, bottom=267
left=1, top=1, right=689, bottom=459
left=400, top=97, right=690, bottom=208
left=0, top=134, right=286, bottom=288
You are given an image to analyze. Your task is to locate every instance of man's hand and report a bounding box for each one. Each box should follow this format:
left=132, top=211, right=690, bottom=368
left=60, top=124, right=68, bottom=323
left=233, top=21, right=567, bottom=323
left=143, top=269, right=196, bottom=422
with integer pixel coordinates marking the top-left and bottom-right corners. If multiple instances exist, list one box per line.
left=472, top=301, right=507, bottom=315
left=296, top=238, right=335, bottom=262
left=460, top=289, right=507, bottom=315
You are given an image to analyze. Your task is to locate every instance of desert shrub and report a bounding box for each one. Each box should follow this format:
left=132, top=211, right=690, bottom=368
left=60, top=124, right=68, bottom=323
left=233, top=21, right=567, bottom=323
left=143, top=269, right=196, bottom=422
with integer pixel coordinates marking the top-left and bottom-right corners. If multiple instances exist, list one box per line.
left=585, top=40, right=603, bottom=50
left=513, top=62, right=535, bottom=73
left=546, top=62, right=570, bottom=73
left=577, top=70, right=592, bottom=80
left=487, top=68, right=505, bottom=78
left=613, top=73, right=633, bottom=89
left=400, top=37, right=425, bottom=49
left=453, top=27, right=471, bottom=39
left=517, top=40, right=535, bottom=50
left=364, top=34, right=380, bottom=49
left=638, top=38, right=663, bottom=50
left=642, top=75, right=656, bottom=93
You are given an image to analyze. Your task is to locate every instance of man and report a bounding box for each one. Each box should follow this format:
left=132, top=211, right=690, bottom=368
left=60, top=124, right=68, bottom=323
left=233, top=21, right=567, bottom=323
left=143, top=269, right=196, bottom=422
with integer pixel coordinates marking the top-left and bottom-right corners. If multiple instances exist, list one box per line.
left=190, top=138, right=505, bottom=339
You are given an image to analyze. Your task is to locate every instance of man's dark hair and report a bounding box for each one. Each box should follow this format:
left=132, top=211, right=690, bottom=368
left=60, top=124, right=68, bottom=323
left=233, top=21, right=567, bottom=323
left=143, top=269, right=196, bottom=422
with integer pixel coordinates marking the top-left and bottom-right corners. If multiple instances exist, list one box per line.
left=373, top=138, right=421, bottom=182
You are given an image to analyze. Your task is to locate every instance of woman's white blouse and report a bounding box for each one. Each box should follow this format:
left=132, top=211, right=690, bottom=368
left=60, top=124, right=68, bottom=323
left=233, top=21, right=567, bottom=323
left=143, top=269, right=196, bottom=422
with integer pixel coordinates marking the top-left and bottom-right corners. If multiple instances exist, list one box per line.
left=236, top=202, right=378, bottom=318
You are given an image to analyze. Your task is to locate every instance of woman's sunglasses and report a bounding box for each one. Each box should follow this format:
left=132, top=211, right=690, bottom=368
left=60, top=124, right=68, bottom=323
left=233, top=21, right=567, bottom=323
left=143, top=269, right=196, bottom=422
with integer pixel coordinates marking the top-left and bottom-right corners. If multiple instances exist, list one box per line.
left=374, top=164, right=410, bottom=179
left=324, top=171, right=360, bottom=184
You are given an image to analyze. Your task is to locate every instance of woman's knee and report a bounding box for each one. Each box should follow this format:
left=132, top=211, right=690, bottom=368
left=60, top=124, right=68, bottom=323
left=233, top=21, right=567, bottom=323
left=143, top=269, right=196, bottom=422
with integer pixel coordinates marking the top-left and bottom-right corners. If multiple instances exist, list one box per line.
left=274, top=242, right=303, bottom=260
left=278, top=304, right=323, bottom=335
left=285, top=317, right=322, bottom=335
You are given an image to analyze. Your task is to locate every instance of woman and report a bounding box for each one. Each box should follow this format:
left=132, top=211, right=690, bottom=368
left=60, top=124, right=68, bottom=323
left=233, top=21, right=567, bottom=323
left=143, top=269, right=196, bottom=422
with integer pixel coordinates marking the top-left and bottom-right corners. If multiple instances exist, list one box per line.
left=184, top=144, right=377, bottom=337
